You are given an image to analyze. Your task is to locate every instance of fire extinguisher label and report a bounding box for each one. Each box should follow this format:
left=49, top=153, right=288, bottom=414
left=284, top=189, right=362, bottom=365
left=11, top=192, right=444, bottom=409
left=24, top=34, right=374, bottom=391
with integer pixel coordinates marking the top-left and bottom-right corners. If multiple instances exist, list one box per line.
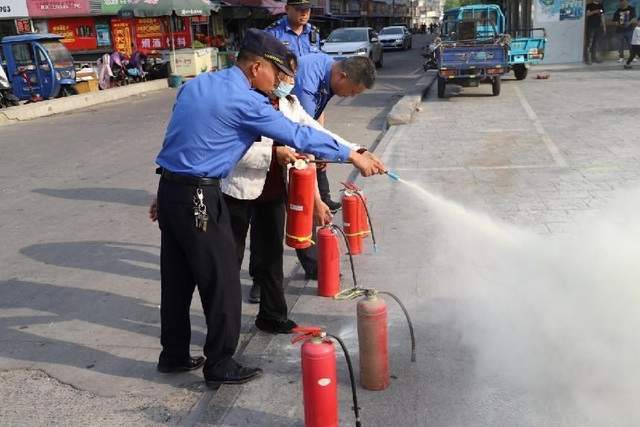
left=290, top=204, right=304, bottom=212
left=317, top=378, right=332, bottom=387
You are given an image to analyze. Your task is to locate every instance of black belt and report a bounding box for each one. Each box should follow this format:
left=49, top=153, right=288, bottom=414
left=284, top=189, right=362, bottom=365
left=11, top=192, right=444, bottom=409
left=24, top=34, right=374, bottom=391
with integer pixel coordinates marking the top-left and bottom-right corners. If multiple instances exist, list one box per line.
left=156, top=167, right=220, bottom=186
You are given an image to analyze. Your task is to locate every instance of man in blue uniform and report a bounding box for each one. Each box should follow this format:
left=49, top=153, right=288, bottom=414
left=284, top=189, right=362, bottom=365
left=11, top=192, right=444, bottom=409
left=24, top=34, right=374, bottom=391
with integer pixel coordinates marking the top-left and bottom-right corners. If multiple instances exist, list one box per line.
left=152, top=29, right=384, bottom=388
left=294, top=53, right=376, bottom=146
left=265, top=0, right=320, bottom=57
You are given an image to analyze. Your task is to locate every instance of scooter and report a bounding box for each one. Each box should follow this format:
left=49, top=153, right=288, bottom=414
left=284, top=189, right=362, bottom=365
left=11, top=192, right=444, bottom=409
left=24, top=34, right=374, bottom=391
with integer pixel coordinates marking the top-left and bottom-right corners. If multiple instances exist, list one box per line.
left=0, top=65, right=20, bottom=108
left=422, top=38, right=441, bottom=71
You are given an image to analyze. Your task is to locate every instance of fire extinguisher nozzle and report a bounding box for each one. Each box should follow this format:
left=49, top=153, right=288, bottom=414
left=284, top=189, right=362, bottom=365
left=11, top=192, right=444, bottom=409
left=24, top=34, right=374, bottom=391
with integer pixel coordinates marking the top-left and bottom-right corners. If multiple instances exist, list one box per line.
left=385, top=170, right=400, bottom=181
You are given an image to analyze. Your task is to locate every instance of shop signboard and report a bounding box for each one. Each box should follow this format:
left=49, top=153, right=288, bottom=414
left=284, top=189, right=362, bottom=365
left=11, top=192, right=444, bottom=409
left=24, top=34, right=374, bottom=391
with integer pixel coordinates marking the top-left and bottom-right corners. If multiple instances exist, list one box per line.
left=0, top=0, right=28, bottom=18
left=135, top=17, right=164, bottom=50
left=49, top=17, right=97, bottom=50
left=101, top=0, right=127, bottom=15
left=111, top=17, right=133, bottom=55
left=27, top=0, right=90, bottom=17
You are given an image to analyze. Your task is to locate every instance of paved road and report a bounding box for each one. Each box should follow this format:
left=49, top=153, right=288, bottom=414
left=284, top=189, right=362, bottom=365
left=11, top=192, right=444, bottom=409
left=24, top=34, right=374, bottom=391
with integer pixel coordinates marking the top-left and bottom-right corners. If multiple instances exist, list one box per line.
left=0, top=36, right=429, bottom=425
left=208, top=64, right=640, bottom=426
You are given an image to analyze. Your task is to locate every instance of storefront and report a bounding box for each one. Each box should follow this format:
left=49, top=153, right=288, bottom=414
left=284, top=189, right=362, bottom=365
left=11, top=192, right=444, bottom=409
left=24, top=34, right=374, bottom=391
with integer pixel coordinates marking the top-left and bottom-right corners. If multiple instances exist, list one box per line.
left=0, top=0, right=30, bottom=38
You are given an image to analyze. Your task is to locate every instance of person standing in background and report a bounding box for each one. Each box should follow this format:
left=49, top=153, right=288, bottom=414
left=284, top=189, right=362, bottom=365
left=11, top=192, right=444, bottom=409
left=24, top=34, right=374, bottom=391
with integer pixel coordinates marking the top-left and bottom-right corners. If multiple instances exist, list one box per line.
left=613, top=0, right=637, bottom=63
left=585, top=0, right=606, bottom=64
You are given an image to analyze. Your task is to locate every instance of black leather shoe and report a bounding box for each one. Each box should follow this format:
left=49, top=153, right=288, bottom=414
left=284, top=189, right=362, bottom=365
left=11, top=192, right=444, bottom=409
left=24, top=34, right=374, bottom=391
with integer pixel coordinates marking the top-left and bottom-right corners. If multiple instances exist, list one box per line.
left=204, top=358, right=262, bottom=389
left=248, top=283, right=260, bottom=304
left=324, top=198, right=342, bottom=213
left=157, top=356, right=205, bottom=373
left=255, top=317, right=298, bottom=334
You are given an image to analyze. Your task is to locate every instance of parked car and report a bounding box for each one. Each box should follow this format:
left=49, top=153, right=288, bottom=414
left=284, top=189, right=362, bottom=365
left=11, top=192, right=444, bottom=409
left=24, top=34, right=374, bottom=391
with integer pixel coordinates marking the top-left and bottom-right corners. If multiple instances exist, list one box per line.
left=321, top=27, right=384, bottom=68
left=379, top=26, right=413, bottom=50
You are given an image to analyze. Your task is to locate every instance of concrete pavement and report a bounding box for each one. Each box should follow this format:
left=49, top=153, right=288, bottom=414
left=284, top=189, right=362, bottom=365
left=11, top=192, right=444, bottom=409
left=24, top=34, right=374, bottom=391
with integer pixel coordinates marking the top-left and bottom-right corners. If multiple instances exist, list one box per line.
left=208, top=65, right=640, bottom=425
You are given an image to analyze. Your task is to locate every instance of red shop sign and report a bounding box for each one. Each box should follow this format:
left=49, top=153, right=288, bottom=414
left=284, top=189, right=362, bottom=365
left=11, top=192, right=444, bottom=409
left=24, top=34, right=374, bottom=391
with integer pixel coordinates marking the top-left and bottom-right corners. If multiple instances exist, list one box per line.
left=166, top=17, right=191, bottom=50
left=49, top=17, right=97, bottom=51
left=110, top=18, right=134, bottom=56
left=135, top=17, right=165, bottom=51
left=27, top=0, right=89, bottom=17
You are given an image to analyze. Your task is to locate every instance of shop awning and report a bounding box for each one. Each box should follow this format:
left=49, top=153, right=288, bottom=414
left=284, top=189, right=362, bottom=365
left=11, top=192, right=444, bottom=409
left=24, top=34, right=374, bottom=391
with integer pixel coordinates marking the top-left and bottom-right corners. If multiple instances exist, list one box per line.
left=222, top=0, right=285, bottom=15
left=118, top=0, right=219, bottom=17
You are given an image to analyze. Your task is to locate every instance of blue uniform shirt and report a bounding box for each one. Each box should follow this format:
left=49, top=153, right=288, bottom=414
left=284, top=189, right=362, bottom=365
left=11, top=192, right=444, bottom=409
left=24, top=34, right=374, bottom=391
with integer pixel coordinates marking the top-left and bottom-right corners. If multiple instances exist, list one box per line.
left=293, top=53, right=335, bottom=120
left=265, top=17, right=321, bottom=58
left=156, top=66, right=350, bottom=178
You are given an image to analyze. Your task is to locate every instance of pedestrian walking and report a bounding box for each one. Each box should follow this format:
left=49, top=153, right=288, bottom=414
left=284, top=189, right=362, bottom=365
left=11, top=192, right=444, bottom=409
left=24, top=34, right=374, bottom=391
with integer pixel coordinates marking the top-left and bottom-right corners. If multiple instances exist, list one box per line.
left=223, top=52, right=368, bottom=333
left=623, top=21, right=640, bottom=68
left=585, top=0, right=606, bottom=64
left=613, top=0, right=637, bottom=62
left=149, top=29, right=384, bottom=389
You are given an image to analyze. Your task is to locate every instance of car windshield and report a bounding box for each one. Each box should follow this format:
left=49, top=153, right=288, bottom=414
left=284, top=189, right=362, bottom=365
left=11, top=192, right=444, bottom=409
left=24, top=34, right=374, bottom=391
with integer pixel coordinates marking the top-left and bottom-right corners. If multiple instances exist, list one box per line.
left=41, top=41, right=74, bottom=68
left=326, top=29, right=367, bottom=43
left=381, top=28, right=403, bottom=35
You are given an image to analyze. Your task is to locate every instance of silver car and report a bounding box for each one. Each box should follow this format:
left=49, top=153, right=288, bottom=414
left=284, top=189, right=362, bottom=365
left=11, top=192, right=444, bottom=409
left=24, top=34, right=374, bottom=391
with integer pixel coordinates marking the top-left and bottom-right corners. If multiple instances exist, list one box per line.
left=321, top=27, right=384, bottom=68
left=379, top=26, right=413, bottom=50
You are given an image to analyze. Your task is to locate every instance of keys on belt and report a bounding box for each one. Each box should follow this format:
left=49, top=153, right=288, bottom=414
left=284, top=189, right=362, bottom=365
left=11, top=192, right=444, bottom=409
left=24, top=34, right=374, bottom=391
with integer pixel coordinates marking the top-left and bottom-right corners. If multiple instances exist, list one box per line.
left=193, top=188, right=209, bottom=232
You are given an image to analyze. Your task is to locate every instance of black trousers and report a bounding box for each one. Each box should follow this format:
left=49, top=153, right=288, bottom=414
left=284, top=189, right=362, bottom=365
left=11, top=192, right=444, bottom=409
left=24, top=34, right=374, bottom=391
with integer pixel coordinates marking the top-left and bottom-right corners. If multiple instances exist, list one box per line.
left=225, top=194, right=288, bottom=321
left=317, top=168, right=331, bottom=201
left=627, top=45, right=640, bottom=65
left=585, top=27, right=602, bottom=62
left=157, top=179, right=240, bottom=373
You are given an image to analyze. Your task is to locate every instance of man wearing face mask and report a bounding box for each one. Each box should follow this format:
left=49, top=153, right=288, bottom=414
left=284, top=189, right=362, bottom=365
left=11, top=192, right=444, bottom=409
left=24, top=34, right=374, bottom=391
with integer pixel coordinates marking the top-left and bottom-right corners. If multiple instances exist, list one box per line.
left=151, top=29, right=385, bottom=388
left=222, top=52, right=367, bottom=334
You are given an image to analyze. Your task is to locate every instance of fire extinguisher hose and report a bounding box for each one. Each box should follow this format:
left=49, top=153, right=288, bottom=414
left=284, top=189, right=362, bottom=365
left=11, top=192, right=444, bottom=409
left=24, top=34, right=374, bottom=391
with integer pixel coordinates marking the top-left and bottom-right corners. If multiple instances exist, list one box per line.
left=329, top=224, right=358, bottom=289
left=328, top=334, right=362, bottom=427
left=378, top=291, right=416, bottom=362
left=353, top=191, right=378, bottom=253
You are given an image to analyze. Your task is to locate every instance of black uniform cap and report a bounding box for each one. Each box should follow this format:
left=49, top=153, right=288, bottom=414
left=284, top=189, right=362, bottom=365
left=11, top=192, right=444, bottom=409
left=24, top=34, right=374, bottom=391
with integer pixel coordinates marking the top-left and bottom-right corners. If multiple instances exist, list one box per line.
left=241, top=28, right=295, bottom=77
left=287, top=0, right=311, bottom=9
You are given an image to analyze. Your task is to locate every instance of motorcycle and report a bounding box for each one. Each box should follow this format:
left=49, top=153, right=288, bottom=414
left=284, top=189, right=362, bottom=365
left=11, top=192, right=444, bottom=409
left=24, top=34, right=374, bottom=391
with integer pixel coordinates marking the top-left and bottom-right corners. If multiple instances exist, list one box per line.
left=0, top=64, right=20, bottom=108
left=422, top=38, right=441, bottom=71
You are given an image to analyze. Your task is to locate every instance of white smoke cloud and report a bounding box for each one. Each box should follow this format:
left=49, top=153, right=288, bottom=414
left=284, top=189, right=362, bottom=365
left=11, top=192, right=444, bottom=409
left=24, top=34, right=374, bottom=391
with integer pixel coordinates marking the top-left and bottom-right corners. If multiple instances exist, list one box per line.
left=405, top=180, right=640, bottom=425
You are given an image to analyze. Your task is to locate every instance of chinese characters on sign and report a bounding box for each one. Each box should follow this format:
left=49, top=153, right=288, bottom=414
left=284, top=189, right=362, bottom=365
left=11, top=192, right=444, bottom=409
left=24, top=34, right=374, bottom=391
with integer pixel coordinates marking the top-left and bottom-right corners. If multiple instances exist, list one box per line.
left=111, top=18, right=133, bottom=56
left=135, top=17, right=163, bottom=51
left=49, top=17, right=97, bottom=50
left=27, top=0, right=90, bottom=17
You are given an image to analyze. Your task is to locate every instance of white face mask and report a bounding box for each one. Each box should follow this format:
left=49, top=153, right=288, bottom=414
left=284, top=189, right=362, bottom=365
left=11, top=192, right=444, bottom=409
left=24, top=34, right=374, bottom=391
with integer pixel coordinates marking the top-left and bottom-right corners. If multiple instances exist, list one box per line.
left=272, top=81, right=294, bottom=98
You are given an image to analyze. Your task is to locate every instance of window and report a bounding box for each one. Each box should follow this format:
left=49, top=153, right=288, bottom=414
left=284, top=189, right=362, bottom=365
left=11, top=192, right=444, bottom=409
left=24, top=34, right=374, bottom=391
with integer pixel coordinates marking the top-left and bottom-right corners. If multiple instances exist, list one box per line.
left=12, top=43, right=34, bottom=67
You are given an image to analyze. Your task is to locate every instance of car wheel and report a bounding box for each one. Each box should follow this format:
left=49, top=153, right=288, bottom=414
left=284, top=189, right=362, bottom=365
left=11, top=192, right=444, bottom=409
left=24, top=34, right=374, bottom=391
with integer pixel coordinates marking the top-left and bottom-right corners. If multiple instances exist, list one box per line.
left=375, top=52, right=383, bottom=68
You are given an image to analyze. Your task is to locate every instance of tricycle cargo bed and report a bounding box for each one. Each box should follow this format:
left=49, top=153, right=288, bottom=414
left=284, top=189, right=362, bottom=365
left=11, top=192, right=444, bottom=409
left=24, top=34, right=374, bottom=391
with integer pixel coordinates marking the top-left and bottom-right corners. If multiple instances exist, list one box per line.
left=439, top=45, right=508, bottom=69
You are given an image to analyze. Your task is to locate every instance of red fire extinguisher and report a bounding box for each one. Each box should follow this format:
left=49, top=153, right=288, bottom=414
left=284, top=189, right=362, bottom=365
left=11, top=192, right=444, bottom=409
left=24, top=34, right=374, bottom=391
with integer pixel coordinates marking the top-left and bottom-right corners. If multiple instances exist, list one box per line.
left=341, top=182, right=375, bottom=255
left=318, top=226, right=341, bottom=297
left=292, top=327, right=362, bottom=427
left=286, top=160, right=316, bottom=249
left=357, top=293, right=390, bottom=390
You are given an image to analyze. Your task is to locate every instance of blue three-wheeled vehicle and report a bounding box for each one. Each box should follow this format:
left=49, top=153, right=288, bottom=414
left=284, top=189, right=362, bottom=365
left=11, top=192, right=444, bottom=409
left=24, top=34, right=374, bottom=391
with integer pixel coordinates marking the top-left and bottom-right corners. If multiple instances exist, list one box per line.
left=0, top=33, right=77, bottom=102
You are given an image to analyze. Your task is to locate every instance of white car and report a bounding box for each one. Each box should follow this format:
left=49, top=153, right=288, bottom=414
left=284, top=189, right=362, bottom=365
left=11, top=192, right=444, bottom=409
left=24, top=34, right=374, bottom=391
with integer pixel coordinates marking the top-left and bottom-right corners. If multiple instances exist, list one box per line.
left=321, top=27, right=384, bottom=68
left=379, top=26, right=413, bottom=50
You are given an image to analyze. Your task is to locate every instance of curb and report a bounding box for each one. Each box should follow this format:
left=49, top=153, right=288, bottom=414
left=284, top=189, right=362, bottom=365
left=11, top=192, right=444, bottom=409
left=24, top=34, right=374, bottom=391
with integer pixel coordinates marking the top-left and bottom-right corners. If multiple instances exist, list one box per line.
left=0, top=79, right=170, bottom=126
left=386, top=70, right=437, bottom=126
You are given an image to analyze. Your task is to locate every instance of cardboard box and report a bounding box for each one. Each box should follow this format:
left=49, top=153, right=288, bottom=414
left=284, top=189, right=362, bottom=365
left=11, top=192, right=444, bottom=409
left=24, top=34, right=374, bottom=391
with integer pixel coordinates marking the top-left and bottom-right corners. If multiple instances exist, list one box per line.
left=75, top=80, right=99, bottom=94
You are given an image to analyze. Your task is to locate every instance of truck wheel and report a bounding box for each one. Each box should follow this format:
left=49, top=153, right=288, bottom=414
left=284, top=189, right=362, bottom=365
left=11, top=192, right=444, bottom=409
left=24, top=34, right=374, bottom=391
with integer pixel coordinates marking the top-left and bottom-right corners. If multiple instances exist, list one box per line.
left=375, top=52, right=383, bottom=68
left=437, top=76, right=446, bottom=98
left=491, top=76, right=501, bottom=96
left=513, top=65, right=528, bottom=80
